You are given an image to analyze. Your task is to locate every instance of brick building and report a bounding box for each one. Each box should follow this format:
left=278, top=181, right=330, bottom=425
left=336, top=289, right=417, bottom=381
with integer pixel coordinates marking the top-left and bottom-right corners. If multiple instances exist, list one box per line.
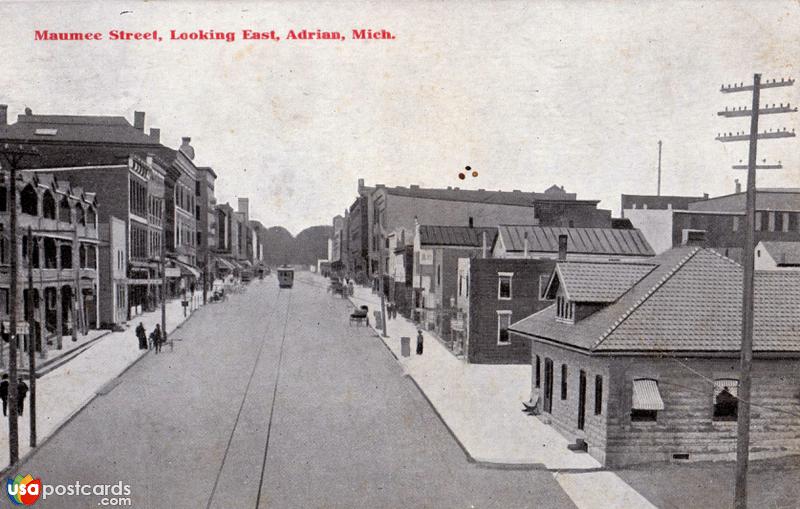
left=195, top=166, right=218, bottom=283
left=458, top=227, right=654, bottom=364
left=623, top=187, right=800, bottom=257
left=0, top=171, right=100, bottom=349
left=510, top=247, right=800, bottom=467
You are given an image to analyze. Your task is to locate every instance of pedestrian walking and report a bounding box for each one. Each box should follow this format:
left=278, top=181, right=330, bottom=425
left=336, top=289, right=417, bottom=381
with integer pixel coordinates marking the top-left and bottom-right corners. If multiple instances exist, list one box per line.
left=0, top=374, right=8, bottom=417
left=135, top=322, right=147, bottom=350
left=150, top=324, right=163, bottom=354
left=416, top=329, right=424, bottom=355
left=17, top=378, right=28, bottom=416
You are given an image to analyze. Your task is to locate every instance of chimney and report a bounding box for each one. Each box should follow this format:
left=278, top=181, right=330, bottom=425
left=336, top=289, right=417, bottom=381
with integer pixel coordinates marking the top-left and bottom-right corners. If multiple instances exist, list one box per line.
left=238, top=197, right=250, bottom=222
left=703, top=193, right=709, bottom=199
left=134, top=111, right=145, bottom=131
left=558, top=234, right=568, bottom=261
left=358, top=178, right=364, bottom=191
left=0, top=104, right=7, bottom=126
left=149, top=128, right=160, bottom=143
left=735, top=179, right=741, bottom=194
left=179, top=136, right=195, bottom=160
left=523, top=232, right=529, bottom=258
left=482, top=231, right=488, bottom=259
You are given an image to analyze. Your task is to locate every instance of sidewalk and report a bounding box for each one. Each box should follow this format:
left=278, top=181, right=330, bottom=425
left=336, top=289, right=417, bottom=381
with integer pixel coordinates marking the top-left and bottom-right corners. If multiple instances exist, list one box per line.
left=345, top=280, right=656, bottom=509
left=0, top=291, right=204, bottom=471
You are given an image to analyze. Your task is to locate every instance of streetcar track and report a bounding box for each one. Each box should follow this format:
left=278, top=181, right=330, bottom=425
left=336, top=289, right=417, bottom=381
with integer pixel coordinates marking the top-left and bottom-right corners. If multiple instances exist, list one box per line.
left=255, top=290, right=293, bottom=509
left=204, top=286, right=287, bottom=509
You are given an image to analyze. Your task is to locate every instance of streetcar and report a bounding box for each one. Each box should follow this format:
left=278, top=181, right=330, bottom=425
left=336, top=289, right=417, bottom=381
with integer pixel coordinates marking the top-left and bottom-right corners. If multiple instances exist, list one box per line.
left=277, top=266, right=295, bottom=288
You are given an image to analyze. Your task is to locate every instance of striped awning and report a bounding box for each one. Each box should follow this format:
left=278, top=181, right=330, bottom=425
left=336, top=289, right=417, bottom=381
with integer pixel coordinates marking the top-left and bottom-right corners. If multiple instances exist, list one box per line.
left=632, top=379, right=664, bottom=411
left=714, top=379, right=739, bottom=398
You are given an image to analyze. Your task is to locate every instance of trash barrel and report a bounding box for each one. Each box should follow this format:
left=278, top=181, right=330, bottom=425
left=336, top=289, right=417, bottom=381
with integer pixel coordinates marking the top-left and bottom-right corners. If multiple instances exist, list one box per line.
left=400, top=336, right=411, bottom=357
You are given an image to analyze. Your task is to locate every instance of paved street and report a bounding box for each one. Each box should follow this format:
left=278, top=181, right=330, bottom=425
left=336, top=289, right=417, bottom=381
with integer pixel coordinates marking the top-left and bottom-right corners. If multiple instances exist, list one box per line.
left=15, top=275, right=575, bottom=509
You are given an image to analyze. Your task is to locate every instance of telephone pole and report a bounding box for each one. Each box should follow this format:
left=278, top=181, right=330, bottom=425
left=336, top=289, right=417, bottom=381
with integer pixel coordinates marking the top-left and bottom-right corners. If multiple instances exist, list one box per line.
left=717, top=74, right=796, bottom=509
left=0, top=143, right=38, bottom=466
left=26, top=227, right=36, bottom=448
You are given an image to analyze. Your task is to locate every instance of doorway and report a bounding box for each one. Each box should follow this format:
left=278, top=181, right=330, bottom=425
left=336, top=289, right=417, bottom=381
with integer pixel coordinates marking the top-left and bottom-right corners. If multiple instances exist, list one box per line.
left=578, top=370, right=587, bottom=430
left=544, top=358, right=554, bottom=413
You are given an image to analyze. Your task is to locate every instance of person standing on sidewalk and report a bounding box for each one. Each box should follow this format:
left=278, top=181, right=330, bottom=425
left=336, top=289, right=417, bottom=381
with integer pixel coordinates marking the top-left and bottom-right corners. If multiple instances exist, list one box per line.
left=0, top=374, right=8, bottom=416
left=151, top=324, right=163, bottom=354
left=17, top=378, right=28, bottom=416
left=416, top=329, right=424, bottom=355
left=135, top=322, right=147, bottom=350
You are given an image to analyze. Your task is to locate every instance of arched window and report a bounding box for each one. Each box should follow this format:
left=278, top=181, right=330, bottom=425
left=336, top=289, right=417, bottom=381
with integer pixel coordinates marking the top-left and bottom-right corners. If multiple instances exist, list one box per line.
left=75, top=204, right=85, bottom=226
left=86, top=206, right=97, bottom=228
left=59, top=196, right=72, bottom=224
left=20, top=184, right=38, bottom=216
left=42, top=191, right=56, bottom=219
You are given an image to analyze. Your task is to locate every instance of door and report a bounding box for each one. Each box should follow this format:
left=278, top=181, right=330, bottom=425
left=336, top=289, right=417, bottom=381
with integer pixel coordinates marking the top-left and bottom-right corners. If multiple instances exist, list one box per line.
left=543, top=358, right=554, bottom=413
left=578, top=370, right=587, bottom=431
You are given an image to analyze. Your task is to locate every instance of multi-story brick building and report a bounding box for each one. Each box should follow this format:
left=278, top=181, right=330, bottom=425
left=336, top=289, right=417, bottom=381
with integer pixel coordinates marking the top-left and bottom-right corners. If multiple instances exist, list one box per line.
left=510, top=247, right=800, bottom=467
left=623, top=186, right=800, bottom=258
left=457, top=227, right=654, bottom=364
left=0, top=171, right=100, bottom=350
left=195, top=166, right=218, bottom=286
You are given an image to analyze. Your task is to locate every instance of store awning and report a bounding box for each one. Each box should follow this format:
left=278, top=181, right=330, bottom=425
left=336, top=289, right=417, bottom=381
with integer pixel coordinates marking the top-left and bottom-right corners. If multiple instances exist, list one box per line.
left=172, top=259, right=201, bottom=279
left=632, top=379, right=664, bottom=411
left=214, top=256, right=236, bottom=270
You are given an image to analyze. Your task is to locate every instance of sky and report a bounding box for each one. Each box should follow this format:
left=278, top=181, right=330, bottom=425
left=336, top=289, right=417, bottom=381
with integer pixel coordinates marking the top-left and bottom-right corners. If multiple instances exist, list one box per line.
left=0, top=0, right=798, bottom=234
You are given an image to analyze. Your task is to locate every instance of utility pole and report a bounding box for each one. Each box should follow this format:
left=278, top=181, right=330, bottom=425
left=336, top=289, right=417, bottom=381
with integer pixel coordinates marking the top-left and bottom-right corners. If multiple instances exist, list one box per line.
left=26, top=228, right=36, bottom=448
left=378, top=225, right=388, bottom=338
left=657, top=140, right=662, bottom=196
left=161, top=227, right=167, bottom=346
left=717, top=74, right=796, bottom=509
left=0, top=143, right=37, bottom=466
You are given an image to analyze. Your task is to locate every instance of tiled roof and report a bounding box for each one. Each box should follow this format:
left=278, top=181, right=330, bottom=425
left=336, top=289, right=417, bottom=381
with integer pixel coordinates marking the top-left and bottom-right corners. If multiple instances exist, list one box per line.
left=759, top=241, right=800, bottom=266
left=510, top=247, right=800, bottom=354
left=497, top=225, right=655, bottom=257
left=556, top=262, right=656, bottom=303
left=376, top=185, right=584, bottom=206
left=0, top=114, right=159, bottom=145
left=418, top=225, right=497, bottom=247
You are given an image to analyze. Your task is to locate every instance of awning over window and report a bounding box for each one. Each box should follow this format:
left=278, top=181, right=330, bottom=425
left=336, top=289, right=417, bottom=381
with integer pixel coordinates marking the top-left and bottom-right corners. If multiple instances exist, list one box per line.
left=214, top=256, right=235, bottom=270
left=632, top=379, right=664, bottom=411
left=714, top=379, right=738, bottom=398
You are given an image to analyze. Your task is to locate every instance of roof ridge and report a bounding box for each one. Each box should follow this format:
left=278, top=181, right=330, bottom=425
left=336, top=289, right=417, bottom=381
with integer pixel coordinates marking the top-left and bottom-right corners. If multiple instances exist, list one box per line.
left=590, top=247, right=702, bottom=351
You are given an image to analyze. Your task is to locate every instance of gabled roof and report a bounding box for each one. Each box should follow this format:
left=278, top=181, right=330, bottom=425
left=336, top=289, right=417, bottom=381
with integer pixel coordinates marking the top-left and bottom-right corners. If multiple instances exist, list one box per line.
left=496, top=225, right=655, bottom=257
left=759, top=241, right=800, bottom=266
left=510, top=247, right=800, bottom=354
left=418, top=225, right=497, bottom=247
left=547, top=262, right=656, bottom=303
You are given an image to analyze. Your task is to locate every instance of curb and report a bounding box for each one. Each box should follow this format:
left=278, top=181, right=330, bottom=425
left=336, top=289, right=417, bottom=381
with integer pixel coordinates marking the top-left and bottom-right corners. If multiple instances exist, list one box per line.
left=0, top=304, right=205, bottom=478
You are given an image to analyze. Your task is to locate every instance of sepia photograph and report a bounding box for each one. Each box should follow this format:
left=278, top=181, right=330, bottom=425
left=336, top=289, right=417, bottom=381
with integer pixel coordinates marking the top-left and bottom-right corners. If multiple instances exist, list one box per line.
left=0, top=1, right=798, bottom=507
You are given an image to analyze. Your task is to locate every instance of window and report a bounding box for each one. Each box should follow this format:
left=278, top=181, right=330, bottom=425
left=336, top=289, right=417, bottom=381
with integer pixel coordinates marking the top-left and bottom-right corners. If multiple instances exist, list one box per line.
left=497, top=311, right=512, bottom=345
left=782, top=212, right=790, bottom=233
left=560, top=364, right=568, bottom=400
left=631, top=378, right=663, bottom=422
left=498, top=273, right=513, bottom=299
left=732, top=216, right=739, bottom=232
left=556, top=295, right=574, bottom=322
left=468, top=216, right=474, bottom=227
left=59, top=197, right=72, bottom=223
left=20, top=184, right=38, bottom=216
left=755, top=211, right=762, bottom=231
left=42, top=191, right=56, bottom=219
left=436, top=264, right=441, bottom=287
left=535, top=355, right=541, bottom=388
left=0, top=186, right=6, bottom=211
left=595, top=375, right=603, bottom=415
left=87, top=206, right=97, bottom=228
left=713, top=379, right=738, bottom=421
